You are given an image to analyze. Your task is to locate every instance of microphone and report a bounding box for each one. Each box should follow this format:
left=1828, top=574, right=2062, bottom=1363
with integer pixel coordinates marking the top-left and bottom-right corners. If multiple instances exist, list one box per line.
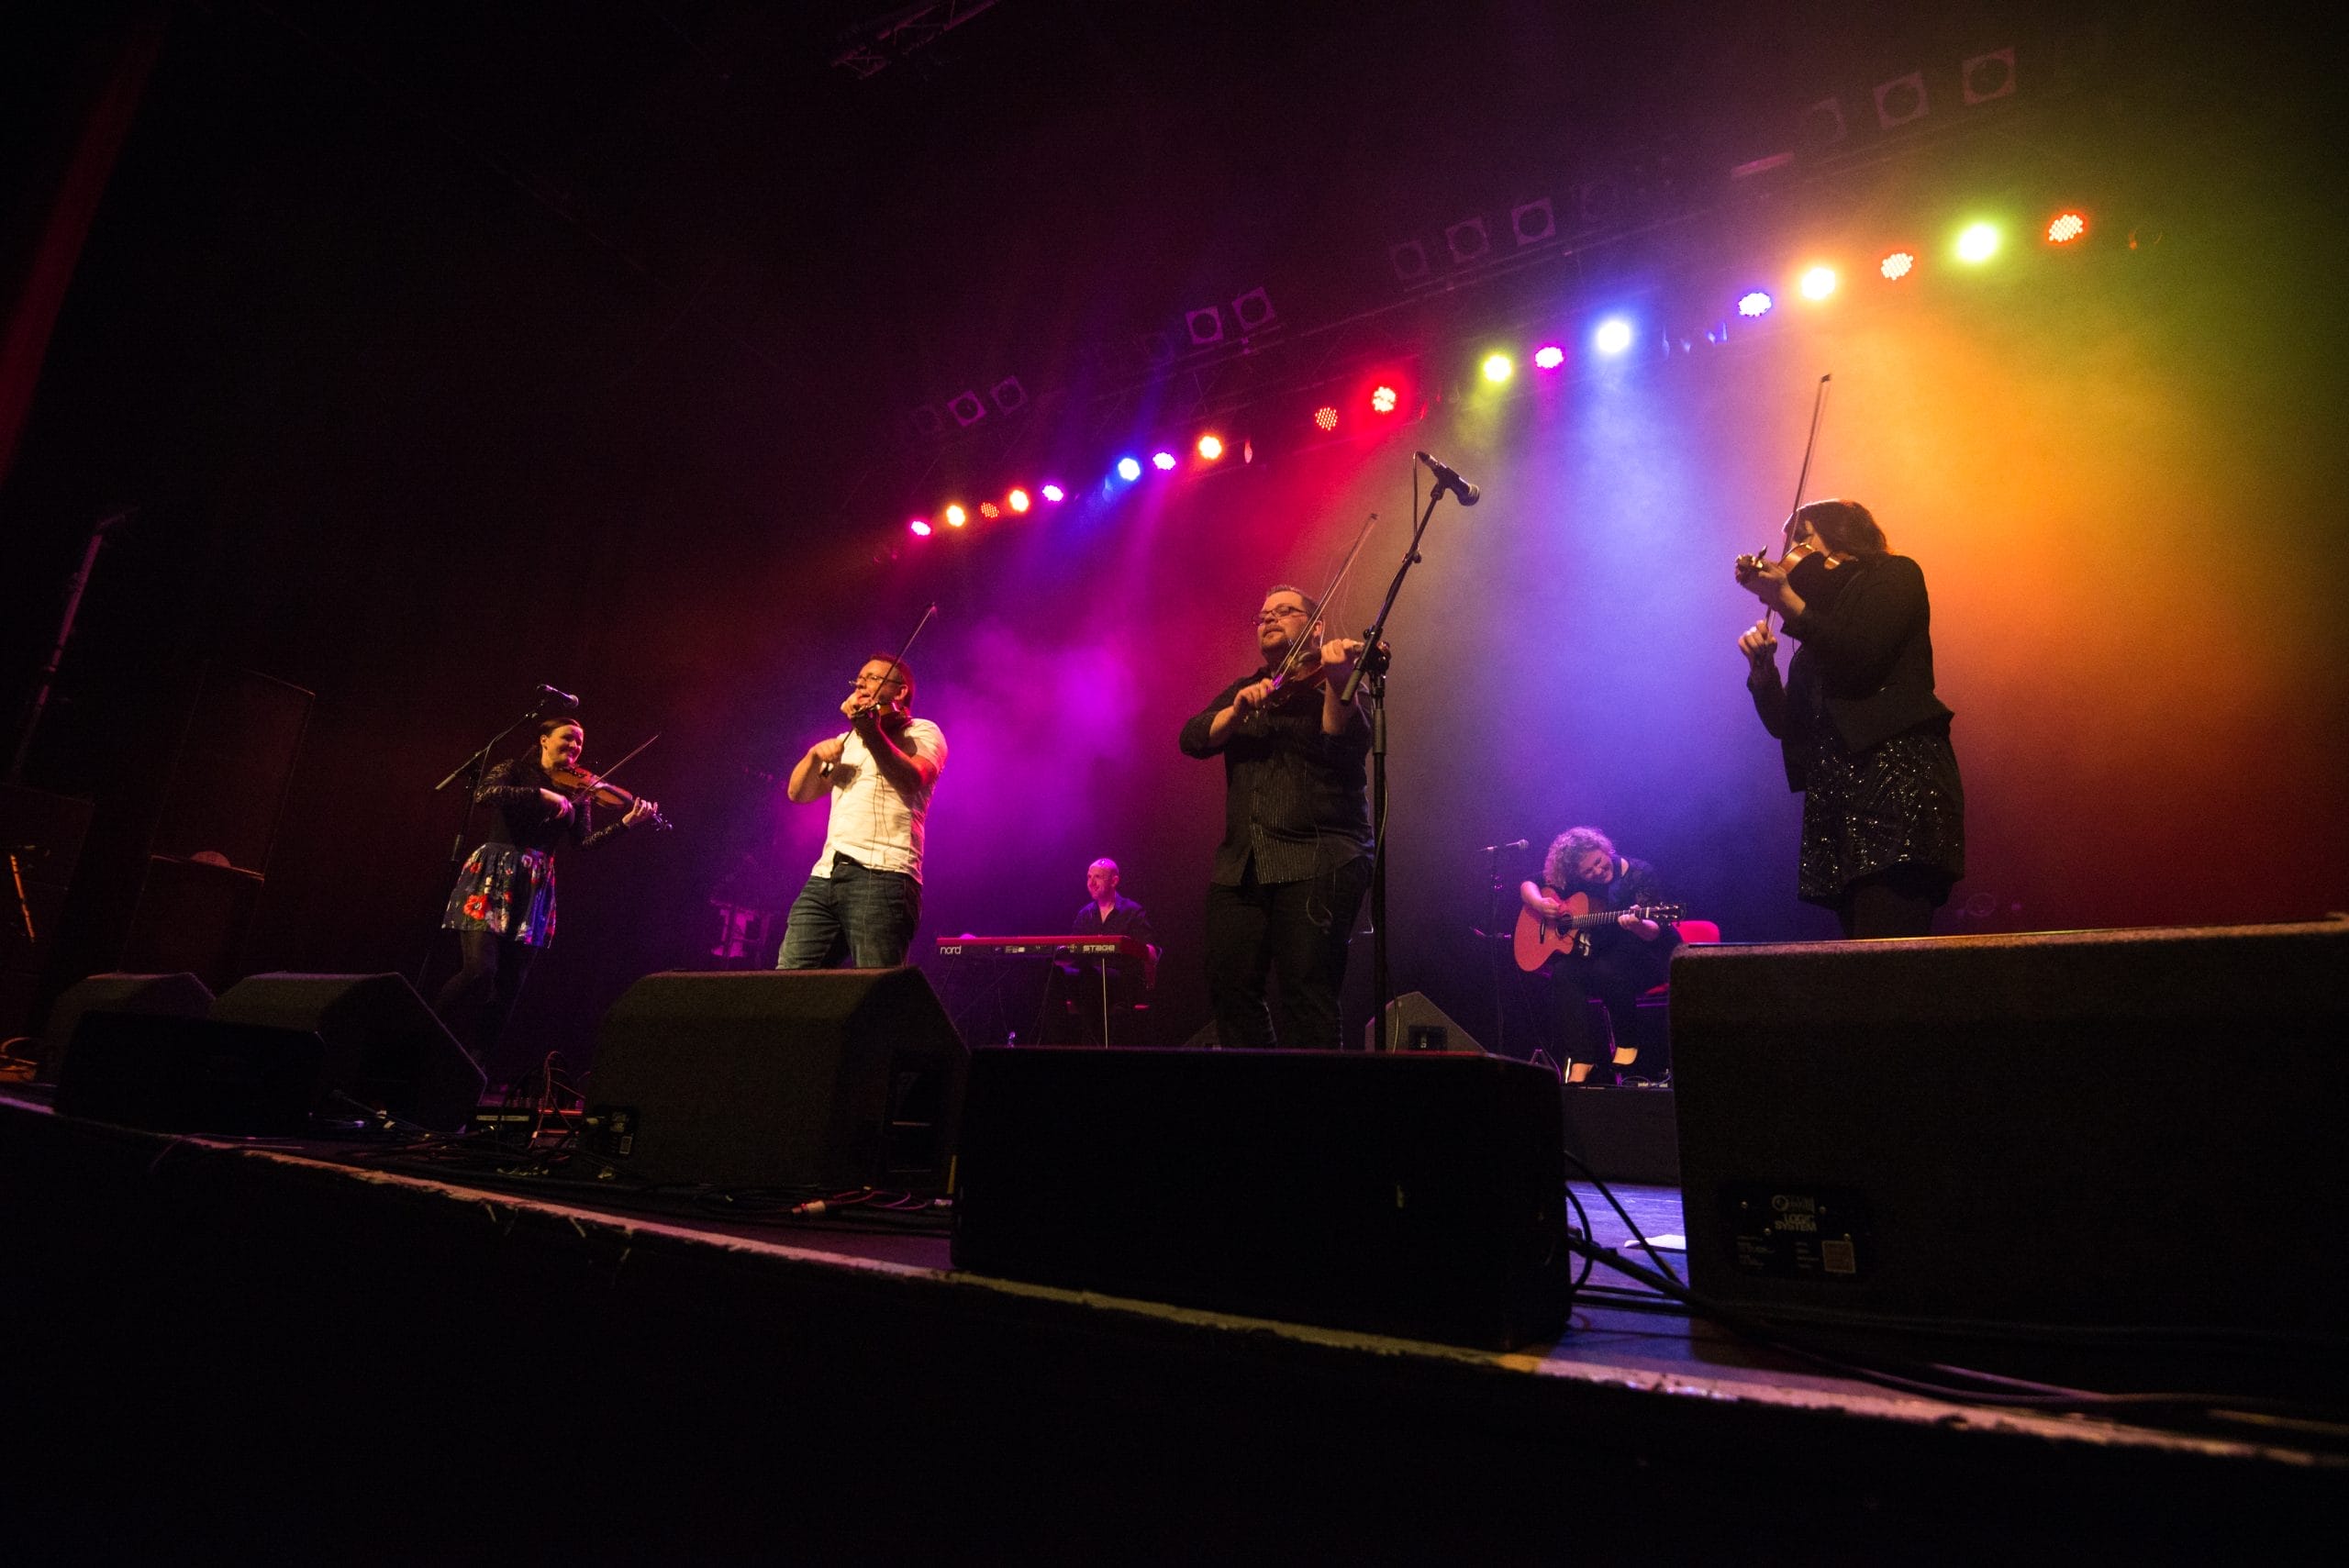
left=534, top=684, right=580, bottom=709
left=1482, top=839, right=1530, bottom=853
left=1414, top=450, right=1481, bottom=506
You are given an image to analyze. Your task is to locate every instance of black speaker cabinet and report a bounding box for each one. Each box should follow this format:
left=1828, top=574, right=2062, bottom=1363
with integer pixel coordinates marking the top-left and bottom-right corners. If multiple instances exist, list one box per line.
left=1671, top=920, right=2349, bottom=1345
left=951, top=1048, right=1574, bottom=1349
left=54, top=1012, right=324, bottom=1135
left=34, top=972, right=214, bottom=1085
left=584, top=968, right=967, bottom=1191
left=1364, top=990, right=1486, bottom=1053
left=210, top=973, right=484, bottom=1132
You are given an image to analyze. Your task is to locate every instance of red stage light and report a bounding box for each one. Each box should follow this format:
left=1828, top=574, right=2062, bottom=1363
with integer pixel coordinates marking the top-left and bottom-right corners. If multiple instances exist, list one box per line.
left=1313, top=406, right=1340, bottom=432
left=1880, top=250, right=1916, bottom=281
left=944, top=504, right=967, bottom=527
left=978, top=501, right=1001, bottom=519
left=1152, top=451, right=1177, bottom=471
left=2046, top=211, right=2087, bottom=244
left=908, top=519, right=931, bottom=537
left=1008, top=488, right=1031, bottom=513
left=1370, top=384, right=1398, bottom=415
left=1197, top=434, right=1224, bottom=461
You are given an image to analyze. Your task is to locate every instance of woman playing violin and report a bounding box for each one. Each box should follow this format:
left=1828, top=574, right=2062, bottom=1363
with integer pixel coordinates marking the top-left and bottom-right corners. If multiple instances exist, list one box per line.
left=436, top=717, right=660, bottom=1064
left=1734, top=499, right=1965, bottom=938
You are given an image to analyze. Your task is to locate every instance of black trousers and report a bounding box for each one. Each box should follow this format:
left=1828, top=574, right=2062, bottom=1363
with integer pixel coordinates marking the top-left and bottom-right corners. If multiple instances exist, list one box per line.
left=1547, top=941, right=1667, bottom=1080
left=1835, top=866, right=1945, bottom=939
left=1204, top=857, right=1371, bottom=1051
left=434, top=928, right=535, bottom=1068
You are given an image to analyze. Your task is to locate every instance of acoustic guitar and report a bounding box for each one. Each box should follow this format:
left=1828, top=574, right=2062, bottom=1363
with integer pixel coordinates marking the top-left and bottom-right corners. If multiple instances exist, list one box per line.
left=1512, top=894, right=1684, bottom=973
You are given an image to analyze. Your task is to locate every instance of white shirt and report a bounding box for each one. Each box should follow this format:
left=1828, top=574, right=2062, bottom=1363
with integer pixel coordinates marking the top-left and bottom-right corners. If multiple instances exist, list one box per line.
left=812, top=717, right=947, bottom=883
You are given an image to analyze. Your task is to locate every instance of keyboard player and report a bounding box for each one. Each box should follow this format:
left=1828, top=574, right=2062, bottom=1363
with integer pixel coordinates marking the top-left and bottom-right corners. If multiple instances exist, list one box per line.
left=1047, top=858, right=1159, bottom=1045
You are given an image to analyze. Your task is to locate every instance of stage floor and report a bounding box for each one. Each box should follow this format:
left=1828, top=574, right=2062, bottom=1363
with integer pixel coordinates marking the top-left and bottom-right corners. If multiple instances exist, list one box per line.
left=4, top=1086, right=2342, bottom=1558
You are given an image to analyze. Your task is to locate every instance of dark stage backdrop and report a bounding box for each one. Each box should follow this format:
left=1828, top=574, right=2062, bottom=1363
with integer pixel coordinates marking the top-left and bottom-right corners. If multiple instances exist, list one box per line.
left=3, top=3, right=2343, bottom=1075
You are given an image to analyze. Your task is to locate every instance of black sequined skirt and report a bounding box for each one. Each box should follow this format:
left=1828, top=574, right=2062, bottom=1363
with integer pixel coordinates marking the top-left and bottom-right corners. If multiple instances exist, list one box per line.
left=1798, top=721, right=1965, bottom=908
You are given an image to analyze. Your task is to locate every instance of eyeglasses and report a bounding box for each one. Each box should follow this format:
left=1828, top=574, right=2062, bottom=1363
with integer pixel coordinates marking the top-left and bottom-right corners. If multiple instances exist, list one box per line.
left=1254, top=606, right=1311, bottom=625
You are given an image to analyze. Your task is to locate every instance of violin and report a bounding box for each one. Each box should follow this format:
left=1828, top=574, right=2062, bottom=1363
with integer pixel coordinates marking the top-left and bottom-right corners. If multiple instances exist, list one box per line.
left=548, top=763, right=674, bottom=831
left=1266, top=628, right=1388, bottom=699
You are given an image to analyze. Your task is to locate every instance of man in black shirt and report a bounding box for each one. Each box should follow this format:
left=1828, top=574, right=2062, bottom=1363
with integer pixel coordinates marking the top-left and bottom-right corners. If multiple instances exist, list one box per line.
left=1048, top=858, right=1159, bottom=1045
left=1518, top=827, right=1678, bottom=1083
left=1178, top=584, right=1373, bottom=1050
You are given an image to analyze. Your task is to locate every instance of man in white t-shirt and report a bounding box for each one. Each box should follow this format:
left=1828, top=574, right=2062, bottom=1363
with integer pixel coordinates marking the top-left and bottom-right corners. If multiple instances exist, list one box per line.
left=774, top=654, right=947, bottom=969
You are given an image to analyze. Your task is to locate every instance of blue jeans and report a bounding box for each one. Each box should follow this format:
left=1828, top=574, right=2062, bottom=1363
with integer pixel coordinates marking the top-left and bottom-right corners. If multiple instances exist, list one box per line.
left=775, top=856, right=922, bottom=969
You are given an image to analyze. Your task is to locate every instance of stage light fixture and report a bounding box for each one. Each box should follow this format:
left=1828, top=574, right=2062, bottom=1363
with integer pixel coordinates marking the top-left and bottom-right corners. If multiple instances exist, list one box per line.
left=909, top=519, right=931, bottom=537
left=1956, top=222, right=2000, bottom=263
left=1880, top=250, right=1916, bottom=281
left=1482, top=353, right=1514, bottom=384
left=1962, top=47, right=2016, bottom=106
left=1799, top=266, right=1837, bottom=301
left=1737, top=291, right=1774, bottom=317
left=1594, top=317, right=1633, bottom=356
left=1446, top=217, right=1491, bottom=265
left=1532, top=344, right=1565, bottom=370
left=1116, top=458, right=1142, bottom=482
left=1314, top=405, right=1340, bottom=432
left=948, top=392, right=987, bottom=428
left=1389, top=241, right=1430, bottom=284
left=1186, top=307, right=1225, bottom=347
left=1197, top=434, right=1224, bottom=461
left=1041, top=484, right=1065, bottom=503
left=1152, top=451, right=1177, bottom=472
left=1511, top=198, right=1556, bottom=247
left=1370, top=384, right=1398, bottom=414
left=944, top=504, right=968, bottom=527
left=1874, top=71, right=1928, bottom=128
left=2046, top=211, right=2087, bottom=244
left=989, top=376, right=1028, bottom=415
left=978, top=501, right=1001, bottom=519
left=1008, top=489, right=1031, bottom=513
left=1231, top=288, right=1277, bottom=332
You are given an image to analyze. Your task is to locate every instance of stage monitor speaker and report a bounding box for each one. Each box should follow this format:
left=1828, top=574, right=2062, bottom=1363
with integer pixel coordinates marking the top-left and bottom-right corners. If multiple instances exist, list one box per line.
left=54, top=1011, right=323, bottom=1135
left=1670, top=920, right=2349, bottom=1346
left=34, top=972, right=214, bottom=1084
left=209, top=973, right=484, bottom=1132
left=951, top=1048, right=1573, bottom=1349
left=1365, top=990, right=1486, bottom=1053
left=584, top=968, right=967, bottom=1191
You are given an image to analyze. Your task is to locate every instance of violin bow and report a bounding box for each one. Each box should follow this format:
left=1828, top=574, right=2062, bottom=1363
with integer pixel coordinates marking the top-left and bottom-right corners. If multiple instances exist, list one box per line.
left=876, top=603, right=938, bottom=700
left=1270, top=511, right=1379, bottom=689
left=1760, top=373, right=1831, bottom=639
left=588, top=732, right=660, bottom=787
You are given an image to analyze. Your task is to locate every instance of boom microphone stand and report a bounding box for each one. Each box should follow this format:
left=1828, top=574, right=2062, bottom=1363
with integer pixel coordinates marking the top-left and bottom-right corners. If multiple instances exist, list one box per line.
left=1343, top=453, right=1475, bottom=1051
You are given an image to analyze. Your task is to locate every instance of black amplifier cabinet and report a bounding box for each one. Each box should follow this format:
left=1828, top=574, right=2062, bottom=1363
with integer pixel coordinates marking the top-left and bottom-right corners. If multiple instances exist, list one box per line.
left=951, top=1047, right=1574, bottom=1350
left=1671, top=920, right=2349, bottom=1346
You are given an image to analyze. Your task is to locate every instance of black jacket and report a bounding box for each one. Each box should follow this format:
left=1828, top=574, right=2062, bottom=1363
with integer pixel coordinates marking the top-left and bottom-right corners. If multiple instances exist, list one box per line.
left=1745, top=553, right=1953, bottom=792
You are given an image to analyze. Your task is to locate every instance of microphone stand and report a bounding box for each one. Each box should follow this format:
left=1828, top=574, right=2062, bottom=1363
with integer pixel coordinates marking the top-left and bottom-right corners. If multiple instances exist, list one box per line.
left=1341, top=480, right=1459, bottom=1051
left=416, top=701, right=552, bottom=990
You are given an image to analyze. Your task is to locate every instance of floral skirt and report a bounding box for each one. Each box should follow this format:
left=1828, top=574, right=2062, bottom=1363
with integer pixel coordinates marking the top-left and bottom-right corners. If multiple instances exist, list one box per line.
left=442, top=844, right=557, bottom=947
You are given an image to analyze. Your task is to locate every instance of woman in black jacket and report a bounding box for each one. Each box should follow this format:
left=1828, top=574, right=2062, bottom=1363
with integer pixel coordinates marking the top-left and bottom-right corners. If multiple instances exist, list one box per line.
left=1736, top=499, right=1965, bottom=938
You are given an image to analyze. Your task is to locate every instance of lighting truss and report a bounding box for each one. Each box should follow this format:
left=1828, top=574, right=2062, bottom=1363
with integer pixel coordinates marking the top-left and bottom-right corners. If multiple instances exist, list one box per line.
left=831, top=0, right=1003, bottom=80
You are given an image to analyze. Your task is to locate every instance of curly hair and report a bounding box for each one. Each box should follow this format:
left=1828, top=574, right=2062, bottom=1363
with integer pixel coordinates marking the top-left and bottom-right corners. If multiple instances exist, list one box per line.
left=1543, top=826, right=1617, bottom=891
